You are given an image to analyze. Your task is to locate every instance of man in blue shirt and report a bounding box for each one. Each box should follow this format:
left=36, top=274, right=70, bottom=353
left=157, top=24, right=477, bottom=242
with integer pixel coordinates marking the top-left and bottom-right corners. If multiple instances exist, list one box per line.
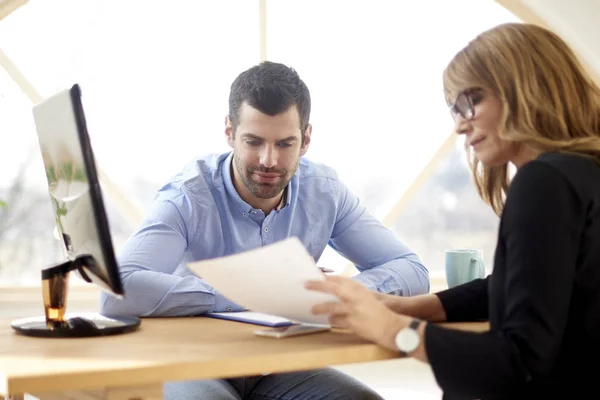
left=101, top=61, right=429, bottom=400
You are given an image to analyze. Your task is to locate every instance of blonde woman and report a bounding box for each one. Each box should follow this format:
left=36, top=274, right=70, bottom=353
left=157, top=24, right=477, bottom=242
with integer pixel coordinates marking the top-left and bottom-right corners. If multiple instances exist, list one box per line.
left=306, top=22, right=600, bottom=399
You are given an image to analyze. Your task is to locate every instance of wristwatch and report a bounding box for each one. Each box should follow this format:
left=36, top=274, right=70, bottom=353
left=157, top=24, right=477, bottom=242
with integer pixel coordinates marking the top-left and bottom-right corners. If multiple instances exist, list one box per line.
left=395, top=318, right=421, bottom=357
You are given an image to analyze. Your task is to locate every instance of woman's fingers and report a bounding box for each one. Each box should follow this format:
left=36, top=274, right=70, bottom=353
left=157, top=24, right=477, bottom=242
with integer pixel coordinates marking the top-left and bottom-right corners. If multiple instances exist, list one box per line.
left=311, top=301, right=348, bottom=315
left=305, top=275, right=368, bottom=303
left=329, top=315, right=349, bottom=329
left=305, top=279, right=340, bottom=296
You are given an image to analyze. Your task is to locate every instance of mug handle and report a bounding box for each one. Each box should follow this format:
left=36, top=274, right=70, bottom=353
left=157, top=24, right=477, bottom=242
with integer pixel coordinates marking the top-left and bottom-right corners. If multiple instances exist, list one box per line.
left=470, top=257, right=485, bottom=280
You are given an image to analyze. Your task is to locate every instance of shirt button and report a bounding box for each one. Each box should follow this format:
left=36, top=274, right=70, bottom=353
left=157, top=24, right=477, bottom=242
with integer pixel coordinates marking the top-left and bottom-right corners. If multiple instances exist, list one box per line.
left=264, top=227, right=269, bottom=233
left=252, top=211, right=257, bottom=214
left=243, top=213, right=248, bottom=217
left=227, top=307, right=233, bottom=311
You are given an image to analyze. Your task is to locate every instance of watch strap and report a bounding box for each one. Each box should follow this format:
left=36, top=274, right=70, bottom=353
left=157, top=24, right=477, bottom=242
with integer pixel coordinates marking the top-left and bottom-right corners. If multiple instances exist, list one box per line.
left=399, top=318, right=422, bottom=357
left=409, top=318, right=421, bottom=330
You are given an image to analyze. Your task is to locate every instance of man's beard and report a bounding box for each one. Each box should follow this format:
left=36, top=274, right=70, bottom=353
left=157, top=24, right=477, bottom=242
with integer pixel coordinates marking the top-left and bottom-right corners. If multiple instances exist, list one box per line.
left=234, top=155, right=296, bottom=199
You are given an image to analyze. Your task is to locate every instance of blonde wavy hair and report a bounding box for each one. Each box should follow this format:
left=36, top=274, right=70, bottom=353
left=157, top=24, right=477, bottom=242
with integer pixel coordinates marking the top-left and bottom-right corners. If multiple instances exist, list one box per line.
left=443, top=22, right=600, bottom=216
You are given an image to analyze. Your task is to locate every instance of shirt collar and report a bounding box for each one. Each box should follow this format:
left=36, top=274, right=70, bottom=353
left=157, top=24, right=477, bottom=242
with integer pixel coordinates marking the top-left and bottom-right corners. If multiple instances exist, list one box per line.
left=275, top=186, right=287, bottom=211
left=221, top=152, right=292, bottom=215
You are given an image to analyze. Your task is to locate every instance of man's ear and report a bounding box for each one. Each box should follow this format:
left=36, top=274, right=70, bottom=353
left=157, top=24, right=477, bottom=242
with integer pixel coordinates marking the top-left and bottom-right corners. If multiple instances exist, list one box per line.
left=300, top=124, right=312, bottom=156
left=225, top=115, right=234, bottom=148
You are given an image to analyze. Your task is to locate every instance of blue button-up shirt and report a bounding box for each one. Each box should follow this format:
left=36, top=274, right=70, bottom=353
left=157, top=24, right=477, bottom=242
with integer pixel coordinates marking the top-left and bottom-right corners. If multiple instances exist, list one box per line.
left=100, top=152, right=429, bottom=317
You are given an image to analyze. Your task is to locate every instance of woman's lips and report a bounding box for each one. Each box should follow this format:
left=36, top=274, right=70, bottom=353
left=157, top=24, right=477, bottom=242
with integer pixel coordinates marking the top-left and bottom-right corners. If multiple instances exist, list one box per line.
left=470, top=137, right=485, bottom=147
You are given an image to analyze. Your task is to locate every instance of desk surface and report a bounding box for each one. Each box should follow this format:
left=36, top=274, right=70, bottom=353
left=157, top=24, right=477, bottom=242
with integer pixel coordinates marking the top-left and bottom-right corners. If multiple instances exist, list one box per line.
left=0, top=317, right=489, bottom=396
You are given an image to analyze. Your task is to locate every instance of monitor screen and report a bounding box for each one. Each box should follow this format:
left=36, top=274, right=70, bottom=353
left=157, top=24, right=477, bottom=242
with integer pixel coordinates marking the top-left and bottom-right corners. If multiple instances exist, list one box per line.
left=31, top=84, right=123, bottom=297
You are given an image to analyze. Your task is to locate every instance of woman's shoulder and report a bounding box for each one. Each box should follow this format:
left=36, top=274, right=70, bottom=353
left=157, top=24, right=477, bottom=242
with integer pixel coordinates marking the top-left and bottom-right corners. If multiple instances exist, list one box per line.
left=511, top=151, right=600, bottom=204
left=535, top=151, right=598, bottom=172
left=533, top=151, right=600, bottom=186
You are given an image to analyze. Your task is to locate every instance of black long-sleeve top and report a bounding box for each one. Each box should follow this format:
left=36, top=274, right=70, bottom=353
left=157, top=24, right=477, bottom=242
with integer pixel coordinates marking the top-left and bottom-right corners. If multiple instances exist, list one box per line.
left=424, top=152, right=600, bottom=399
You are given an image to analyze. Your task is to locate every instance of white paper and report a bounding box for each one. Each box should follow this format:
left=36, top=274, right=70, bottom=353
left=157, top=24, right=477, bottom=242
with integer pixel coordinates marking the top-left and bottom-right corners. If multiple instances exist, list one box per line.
left=187, top=237, right=337, bottom=325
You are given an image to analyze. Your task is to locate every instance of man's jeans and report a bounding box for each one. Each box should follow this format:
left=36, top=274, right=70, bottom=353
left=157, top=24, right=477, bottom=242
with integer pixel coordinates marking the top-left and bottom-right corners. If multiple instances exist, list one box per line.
left=164, top=368, right=383, bottom=400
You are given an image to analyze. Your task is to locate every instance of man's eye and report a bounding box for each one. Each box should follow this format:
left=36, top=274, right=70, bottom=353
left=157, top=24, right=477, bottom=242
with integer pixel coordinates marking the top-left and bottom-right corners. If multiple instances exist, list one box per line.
left=277, top=142, right=293, bottom=148
left=246, top=141, right=260, bottom=146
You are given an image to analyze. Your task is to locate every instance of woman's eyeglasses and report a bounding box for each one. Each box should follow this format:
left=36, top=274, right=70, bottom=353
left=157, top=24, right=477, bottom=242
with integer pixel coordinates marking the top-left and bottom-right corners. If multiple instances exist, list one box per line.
left=448, top=89, right=482, bottom=121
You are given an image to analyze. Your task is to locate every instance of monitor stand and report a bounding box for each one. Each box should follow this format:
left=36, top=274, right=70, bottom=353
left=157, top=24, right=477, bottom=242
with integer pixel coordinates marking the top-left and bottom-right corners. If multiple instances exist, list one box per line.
left=10, top=257, right=141, bottom=338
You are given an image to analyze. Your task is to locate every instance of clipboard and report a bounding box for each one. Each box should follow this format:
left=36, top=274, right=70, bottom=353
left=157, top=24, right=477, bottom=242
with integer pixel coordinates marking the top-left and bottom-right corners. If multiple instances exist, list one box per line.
left=187, top=238, right=335, bottom=326
left=205, top=311, right=294, bottom=327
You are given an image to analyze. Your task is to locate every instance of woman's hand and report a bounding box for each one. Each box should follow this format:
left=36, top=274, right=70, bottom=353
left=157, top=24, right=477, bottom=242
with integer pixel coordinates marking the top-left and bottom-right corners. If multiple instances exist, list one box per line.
left=375, top=291, right=447, bottom=322
left=305, top=275, right=409, bottom=351
left=372, top=291, right=409, bottom=313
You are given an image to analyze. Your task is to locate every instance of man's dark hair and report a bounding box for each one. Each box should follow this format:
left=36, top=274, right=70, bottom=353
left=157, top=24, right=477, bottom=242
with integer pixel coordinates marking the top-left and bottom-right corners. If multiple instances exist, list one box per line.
left=228, top=61, right=311, bottom=144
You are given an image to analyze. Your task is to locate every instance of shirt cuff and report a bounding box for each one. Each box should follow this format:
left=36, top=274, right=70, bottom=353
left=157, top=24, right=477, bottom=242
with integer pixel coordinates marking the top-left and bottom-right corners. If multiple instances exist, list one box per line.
left=210, top=292, right=246, bottom=313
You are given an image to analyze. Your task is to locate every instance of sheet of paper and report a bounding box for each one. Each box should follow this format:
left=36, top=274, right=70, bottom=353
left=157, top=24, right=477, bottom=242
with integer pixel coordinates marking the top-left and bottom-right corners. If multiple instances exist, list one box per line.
left=187, top=237, right=337, bottom=326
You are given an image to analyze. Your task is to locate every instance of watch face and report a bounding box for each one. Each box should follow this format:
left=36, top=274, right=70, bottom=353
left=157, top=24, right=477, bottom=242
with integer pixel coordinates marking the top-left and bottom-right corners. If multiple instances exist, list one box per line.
left=396, top=327, right=420, bottom=353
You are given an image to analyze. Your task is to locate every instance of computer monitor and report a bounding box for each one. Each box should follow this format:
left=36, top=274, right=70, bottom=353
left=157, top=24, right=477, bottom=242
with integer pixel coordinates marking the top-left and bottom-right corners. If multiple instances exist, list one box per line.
left=10, top=84, right=141, bottom=338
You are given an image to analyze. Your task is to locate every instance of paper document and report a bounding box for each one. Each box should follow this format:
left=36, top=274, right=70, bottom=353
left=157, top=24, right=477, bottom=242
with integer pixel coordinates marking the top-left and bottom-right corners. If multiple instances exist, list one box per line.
left=187, top=237, right=337, bottom=325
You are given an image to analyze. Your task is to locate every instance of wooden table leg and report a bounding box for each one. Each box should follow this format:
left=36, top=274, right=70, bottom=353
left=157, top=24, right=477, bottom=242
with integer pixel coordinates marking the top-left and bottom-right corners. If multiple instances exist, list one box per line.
left=30, top=391, right=104, bottom=400
left=32, top=383, right=163, bottom=400
left=107, top=384, right=163, bottom=400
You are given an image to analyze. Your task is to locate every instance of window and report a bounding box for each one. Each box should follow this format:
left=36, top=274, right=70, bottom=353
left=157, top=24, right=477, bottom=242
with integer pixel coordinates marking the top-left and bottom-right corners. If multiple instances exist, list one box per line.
left=392, top=142, right=500, bottom=280
left=0, top=0, right=259, bottom=285
left=266, top=0, right=519, bottom=276
left=0, top=0, right=519, bottom=286
left=0, top=66, right=63, bottom=284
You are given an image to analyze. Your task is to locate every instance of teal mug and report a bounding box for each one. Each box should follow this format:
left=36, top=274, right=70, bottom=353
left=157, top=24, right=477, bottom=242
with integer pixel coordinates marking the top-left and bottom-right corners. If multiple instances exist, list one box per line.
left=445, top=249, right=486, bottom=288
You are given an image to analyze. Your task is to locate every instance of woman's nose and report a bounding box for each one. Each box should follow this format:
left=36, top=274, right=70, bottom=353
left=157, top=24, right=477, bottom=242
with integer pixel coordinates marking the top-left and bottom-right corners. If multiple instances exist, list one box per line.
left=453, top=115, right=471, bottom=135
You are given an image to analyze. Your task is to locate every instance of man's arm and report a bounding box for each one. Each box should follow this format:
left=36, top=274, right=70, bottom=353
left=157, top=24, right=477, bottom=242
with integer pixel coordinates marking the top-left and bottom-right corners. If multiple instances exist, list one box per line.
left=328, top=180, right=430, bottom=296
left=100, top=190, right=243, bottom=317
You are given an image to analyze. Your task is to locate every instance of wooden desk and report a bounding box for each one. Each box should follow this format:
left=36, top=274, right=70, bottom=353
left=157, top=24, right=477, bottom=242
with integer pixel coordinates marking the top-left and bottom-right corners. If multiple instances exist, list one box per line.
left=0, top=317, right=489, bottom=400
